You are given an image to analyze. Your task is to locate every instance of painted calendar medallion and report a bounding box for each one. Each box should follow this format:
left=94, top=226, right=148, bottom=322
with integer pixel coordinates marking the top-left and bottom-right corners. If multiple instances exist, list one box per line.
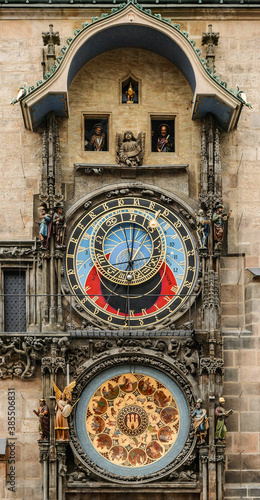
left=85, top=372, right=180, bottom=468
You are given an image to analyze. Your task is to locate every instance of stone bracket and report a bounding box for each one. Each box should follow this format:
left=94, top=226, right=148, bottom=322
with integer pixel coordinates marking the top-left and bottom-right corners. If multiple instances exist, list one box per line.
left=74, top=163, right=188, bottom=179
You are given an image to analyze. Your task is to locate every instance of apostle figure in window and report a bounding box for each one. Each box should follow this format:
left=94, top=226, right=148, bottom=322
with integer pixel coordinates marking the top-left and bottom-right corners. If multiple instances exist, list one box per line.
left=88, top=123, right=106, bottom=151
left=157, top=124, right=173, bottom=153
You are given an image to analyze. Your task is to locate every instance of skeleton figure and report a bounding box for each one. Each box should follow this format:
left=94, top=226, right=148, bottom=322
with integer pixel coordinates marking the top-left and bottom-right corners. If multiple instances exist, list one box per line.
left=116, top=130, right=145, bottom=167
left=195, top=209, right=210, bottom=248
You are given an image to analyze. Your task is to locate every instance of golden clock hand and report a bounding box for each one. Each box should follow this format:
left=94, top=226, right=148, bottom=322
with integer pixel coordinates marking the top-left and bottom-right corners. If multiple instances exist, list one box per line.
left=122, top=225, right=131, bottom=259
left=131, top=231, right=150, bottom=262
left=148, top=210, right=161, bottom=231
left=129, top=224, right=135, bottom=260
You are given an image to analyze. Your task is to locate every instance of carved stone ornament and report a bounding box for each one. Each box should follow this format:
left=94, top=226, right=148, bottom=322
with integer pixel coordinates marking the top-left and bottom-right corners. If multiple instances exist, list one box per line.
left=91, top=338, right=200, bottom=379
left=0, top=337, right=50, bottom=380
left=0, top=244, right=36, bottom=258
left=68, top=349, right=196, bottom=484
left=38, top=441, right=50, bottom=463
left=116, top=131, right=145, bottom=167
left=200, top=357, right=224, bottom=375
left=41, top=356, right=66, bottom=374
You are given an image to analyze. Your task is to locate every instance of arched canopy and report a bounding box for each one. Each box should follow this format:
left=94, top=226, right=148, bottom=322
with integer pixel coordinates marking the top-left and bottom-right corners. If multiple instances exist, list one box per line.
left=20, top=2, right=242, bottom=131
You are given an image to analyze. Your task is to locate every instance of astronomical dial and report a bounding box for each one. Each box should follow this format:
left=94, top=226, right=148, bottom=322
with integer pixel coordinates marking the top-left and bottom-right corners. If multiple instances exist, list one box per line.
left=65, top=197, right=198, bottom=328
left=90, top=208, right=166, bottom=286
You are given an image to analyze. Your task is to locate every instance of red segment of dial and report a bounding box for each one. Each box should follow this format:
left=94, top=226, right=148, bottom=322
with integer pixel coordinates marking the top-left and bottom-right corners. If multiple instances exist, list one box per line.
left=84, top=262, right=177, bottom=317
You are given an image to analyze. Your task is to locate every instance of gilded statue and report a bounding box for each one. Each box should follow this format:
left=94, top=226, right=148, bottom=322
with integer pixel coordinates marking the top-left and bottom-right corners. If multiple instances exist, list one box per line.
left=125, top=81, right=135, bottom=103
left=52, top=381, right=76, bottom=441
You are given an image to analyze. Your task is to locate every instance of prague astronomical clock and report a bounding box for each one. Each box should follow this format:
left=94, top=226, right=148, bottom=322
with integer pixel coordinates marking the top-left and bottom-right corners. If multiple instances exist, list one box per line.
left=65, top=194, right=199, bottom=328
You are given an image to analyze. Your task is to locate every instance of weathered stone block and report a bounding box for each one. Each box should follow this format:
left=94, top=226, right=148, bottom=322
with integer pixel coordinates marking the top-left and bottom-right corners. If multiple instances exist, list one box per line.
left=224, top=487, right=247, bottom=498
left=224, top=368, right=239, bottom=382
left=221, top=284, right=241, bottom=303
left=225, top=470, right=260, bottom=483
left=227, top=412, right=239, bottom=432
left=234, top=351, right=256, bottom=366
left=225, top=397, right=248, bottom=412
left=241, top=367, right=260, bottom=382
left=240, top=412, right=260, bottom=432
left=233, top=432, right=259, bottom=453
left=241, top=454, right=260, bottom=470
left=249, top=398, right=260, bottom=411
left=224, top=351, right=234, bottom=367
left=249, top=487, right=260, bottom=496
left=223, top=382, right=242, bottom=396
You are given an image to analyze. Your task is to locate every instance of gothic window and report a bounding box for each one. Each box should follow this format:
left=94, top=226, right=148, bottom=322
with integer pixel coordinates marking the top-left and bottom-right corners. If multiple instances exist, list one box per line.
left=4, top=270, right=26, bottom=332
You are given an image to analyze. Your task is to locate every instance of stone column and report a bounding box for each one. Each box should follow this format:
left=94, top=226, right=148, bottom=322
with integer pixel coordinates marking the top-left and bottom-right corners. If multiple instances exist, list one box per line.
left=216, top=444, right=226, bottom=500
left=56, top=441, right=68, bottom=500
left=199, top=446, right=209, bottom=500
left=38, top=441, right=50, bottom=500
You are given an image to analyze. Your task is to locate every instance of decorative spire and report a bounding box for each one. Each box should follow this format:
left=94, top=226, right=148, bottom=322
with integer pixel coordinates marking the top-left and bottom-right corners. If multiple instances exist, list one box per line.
left=201, top=24, right=219, bottom=72
left=42, top=24, right=60, bottom=72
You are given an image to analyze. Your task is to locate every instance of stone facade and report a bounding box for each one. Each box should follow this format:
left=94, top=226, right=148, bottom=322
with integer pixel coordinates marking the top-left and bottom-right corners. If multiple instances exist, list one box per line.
left=0, top=4, right=260, bottom=500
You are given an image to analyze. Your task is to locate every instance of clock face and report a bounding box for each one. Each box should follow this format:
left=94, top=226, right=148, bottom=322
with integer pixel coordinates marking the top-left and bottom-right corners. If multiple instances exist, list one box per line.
left=65, top=197, right=198, bottom=328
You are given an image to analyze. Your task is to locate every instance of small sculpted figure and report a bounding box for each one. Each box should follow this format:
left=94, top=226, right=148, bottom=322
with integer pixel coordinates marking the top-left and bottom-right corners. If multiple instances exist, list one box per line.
left=192, top=398, right=209, bottom=444
left=215, top=397, right=233, bottom=442
left=53, top=203, right=66, bottom=248
left=212, top=203, right=231, bottom=248
left=33, top=398, right=50, bottom=440
left=125, top=81, right=135, bottom=103
left=157, top=124, right=174, bottom=153
left=52, top=381, right=76, bottom=441
left=36, top=203, right=52, bottom=249
left=116, top=130, right=145, bottom=167
left=88, top=123, right=106, bottom=151
left=196, top=209, right=210, bottom=248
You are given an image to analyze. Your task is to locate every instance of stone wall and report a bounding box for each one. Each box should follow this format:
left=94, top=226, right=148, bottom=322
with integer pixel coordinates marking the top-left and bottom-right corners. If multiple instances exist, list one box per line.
left=0, top=378, right=42, bottom=500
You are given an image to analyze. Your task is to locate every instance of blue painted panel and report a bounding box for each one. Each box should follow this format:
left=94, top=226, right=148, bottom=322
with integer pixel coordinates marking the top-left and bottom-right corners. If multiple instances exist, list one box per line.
left=30, top=92, right=68, bottom=129
left=193, top=94, right=234, bottom=129
left=76, top=363, right=190, bottom=477
left=68, top=25, right=196, bottom=92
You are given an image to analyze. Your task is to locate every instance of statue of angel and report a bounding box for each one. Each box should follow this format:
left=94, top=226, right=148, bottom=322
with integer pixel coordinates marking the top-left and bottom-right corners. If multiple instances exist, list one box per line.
left=52, top=381, right=76, bottom=441
left=116, top=130, right=145, bottom=167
